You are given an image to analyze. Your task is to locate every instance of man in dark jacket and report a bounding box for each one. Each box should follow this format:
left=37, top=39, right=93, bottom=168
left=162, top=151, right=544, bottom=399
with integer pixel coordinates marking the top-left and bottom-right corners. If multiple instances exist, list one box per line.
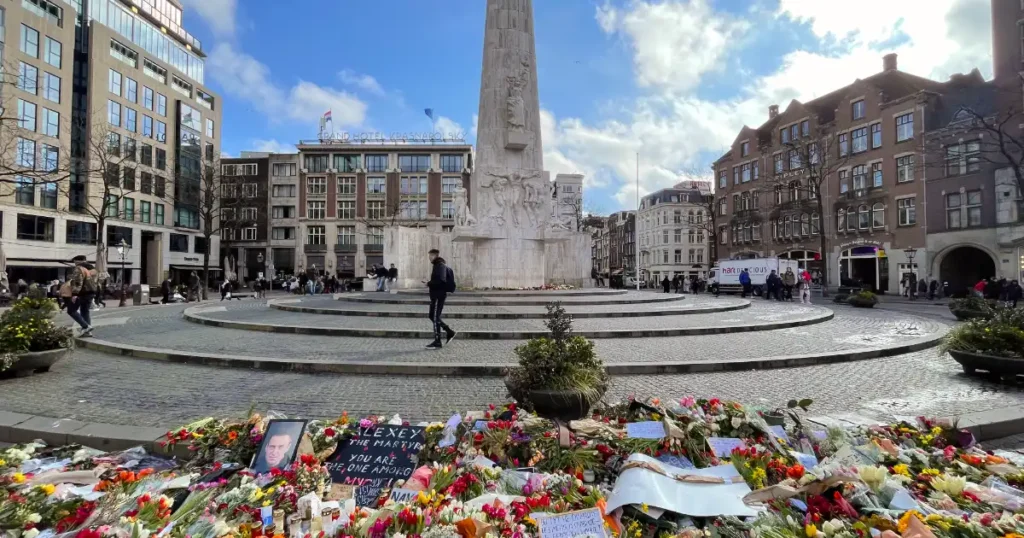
left=424, top=249, right=456, bottom=349
left=1006, top=280, right=1021, bottom=308
left=387, top=263, right=398, bottom=292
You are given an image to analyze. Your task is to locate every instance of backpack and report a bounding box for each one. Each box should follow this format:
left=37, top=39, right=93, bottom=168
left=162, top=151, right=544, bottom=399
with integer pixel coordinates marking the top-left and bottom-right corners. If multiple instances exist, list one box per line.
left=79, top=266, right=97, bottom=293
left=445, top=266, right=456, bottom=293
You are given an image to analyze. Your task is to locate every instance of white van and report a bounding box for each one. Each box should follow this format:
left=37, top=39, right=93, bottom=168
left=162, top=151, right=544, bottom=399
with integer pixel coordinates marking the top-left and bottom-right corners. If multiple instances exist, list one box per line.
left=708, top=258, right=800, bottom=296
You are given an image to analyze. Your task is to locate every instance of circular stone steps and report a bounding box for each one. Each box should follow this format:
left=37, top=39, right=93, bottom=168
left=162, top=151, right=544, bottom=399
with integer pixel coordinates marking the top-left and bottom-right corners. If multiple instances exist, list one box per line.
left=335, top=291, right=686, bottom=307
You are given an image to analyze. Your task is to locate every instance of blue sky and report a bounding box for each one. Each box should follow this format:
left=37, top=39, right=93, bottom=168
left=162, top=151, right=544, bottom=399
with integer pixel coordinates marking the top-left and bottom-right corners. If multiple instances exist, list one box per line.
left=180, top=0, right=992, bottom=213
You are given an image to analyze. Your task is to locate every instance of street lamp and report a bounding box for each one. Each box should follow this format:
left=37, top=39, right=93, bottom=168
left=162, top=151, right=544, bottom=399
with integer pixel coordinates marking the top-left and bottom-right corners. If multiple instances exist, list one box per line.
left=116, top=238, right=130, bottom=307
left=903, top=247, right=917, bottom=265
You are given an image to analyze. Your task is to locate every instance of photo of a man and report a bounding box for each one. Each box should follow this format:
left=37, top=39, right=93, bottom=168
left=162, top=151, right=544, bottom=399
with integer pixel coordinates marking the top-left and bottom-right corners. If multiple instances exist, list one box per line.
left=250, top=420, right=306, bottom=475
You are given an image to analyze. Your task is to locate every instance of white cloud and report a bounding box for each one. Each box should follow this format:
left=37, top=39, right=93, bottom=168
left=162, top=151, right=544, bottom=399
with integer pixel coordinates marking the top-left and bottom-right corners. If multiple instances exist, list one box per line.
left=208, top=44, right=367, bottom=127
left=433, top=116, right=465, bottom=138
left=179, top=0, right=237, bottom=37
left=338, top=69, right=386, bottom=96
left=251, top=139, right=297, bottom=154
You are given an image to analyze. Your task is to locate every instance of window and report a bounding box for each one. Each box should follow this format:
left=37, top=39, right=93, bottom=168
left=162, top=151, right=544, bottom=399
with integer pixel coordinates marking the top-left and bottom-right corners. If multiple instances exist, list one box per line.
left=663, top=229, right=669, bottom=244
left=811, top=213, right=820, bottom=235
left=110, top=39, right=138, bottom=68
left=896, top=113, right=913, bottom=142
left=123, top=198, right=135, bottom=220
left=895, top=198, right=915, bottom=226
left=852, top=127, right=868, bottom=153
left=306, top=201, right=325, bottom=219
left=801, top=214, right=810, bottom=236
left=17, top=214, right=53, bottom=242
left=307, top=226, right=326, bottom=245
left=718, top=171, right=726, bottom=189
left=241, top=227, right=257, bottom=241
left=42, top=108, right=58, bottom=137
left=18, top=62, right=38, bottom=94
left=718, top=198, right=727, bottom=216
left=781, top=127, right=789, bottom=144
left=109, top=69, right=122, bottom=96
left=367, top=226, right=384, bottom=245
left=155, top=121, right=166, bottom=143
left=367, top=176, right=386, bottom=194
left=741, top=163, right=750, bottom=182
left=15, top=176, right=34, bottom=205
left=155, top=204, right=164, bottom=225
left=334, top=177, right=356, bottom=195
left=774, top=185, right=782, bottom=205
left=42, top=73, right=59, bottom=103
left=105, top=195, right=118, bottom=217
left=946, top=192, right=962, bottom=228
left=740, top=141, right=749, bottom=157
left=337, top=200, right=355, bottom=219
left=852, top=99, right=865, bottom=120
left=273, top=163, right=298, bottom=176
left=965, top=141, right=981, bottom=173
left=40, top=144, right=57, bottom=171
left=108, top=100, right=121, bottom=127
left=784, top=216, right=792, bottom=237
left=16, top=138, right=35, bottom=168
left=157, top=93, right=167, bottom=116
left=852, top=165, right=867, bottom=190
left=272, top=206, right=296, bottom=219
left=205, top=119, right=214, bottom=138
left=331, top=154, right=359, bottom=173
left=441, top=200, right=455, bottom=219
left=66, top=221, right=97, bottom=245
left=870, top=203, right=884, bottom=229
left=307, top=176, right=326, bottom=194
left=125, top=108, right=137, bottom=132
left=125, top=77, right=137, bottom=102
left=142, top=115, right=153, bottom=138
left=837, top=209, right=846, bottom=232
left=328, top=225, right=353, bottom=246
left=169, top=234, right=189, bottom=252
left=719, top=226, right=727, bottom=244
left=367, top=200, right=385, bottom=219
left=839, top=133, right=848, bottom=156
left=789, top=150, right=801, bottom=169
left=774, top=153, right=783, bottom=173
left=365, top=154, right=388, bottom=172
left=801, top=120, right=809, bottom=137
left=400, top=200, right=427, bottom=220
left=897, top=155, right=914, bottom=183
left=143, top=87, right=154, bottom=110
left=21, top=24, right=39, bottom=58
left=242, top=183, right=257, bottom=197
left=788, top=182, right=799, bottom=202
left=124, top=138, right=137, bottom=162
left=272, top=227, right=296, bottom=240
left=753, top=160, right=759, bottom=180
left=17, top=100, right=36, bottom=131
left=122, top=166, right=135, bottom=189
left=171, top=75, right=192, bottom=97
left=144, top=59, right=166, bottom=84
left=733, top=167, right=739, bottom=185
left=272, top=185, right=296, bottom=197
left=197, top=90, right=215, bottom=110
left=155, top=148, right=166, bottom=170
left=304, top=154, right=328, bottom=173
left=400, top=176, right=429, bottom=194
left=967, top=190, right=982, bottom=226
left=240, top=207, right=258, bottom=222
left=839, top=170, right=849, bottom=193
left=871, top=123, right=882, bottom=149
left=398, top=155, right=430, bottom=172
left=808, top=143, right=820, bottom=164
left=791, top=124, right=799, bottom=141
left=140, top=170, right=152, bottom=193
left=441, top=177, right=461, bottom=194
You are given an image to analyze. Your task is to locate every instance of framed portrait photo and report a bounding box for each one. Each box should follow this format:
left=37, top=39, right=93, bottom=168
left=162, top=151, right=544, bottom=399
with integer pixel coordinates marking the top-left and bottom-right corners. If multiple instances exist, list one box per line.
left=250, top=419, right=308, bottom=475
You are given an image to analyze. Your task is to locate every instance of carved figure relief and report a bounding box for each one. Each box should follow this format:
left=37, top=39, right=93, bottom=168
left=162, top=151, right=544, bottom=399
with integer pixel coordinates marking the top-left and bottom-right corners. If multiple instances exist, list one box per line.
left=481, top=169, right=541, bottom=228
left=453, top=186, right=477, bottom=227
left=505, top=60, right=529, bottom=131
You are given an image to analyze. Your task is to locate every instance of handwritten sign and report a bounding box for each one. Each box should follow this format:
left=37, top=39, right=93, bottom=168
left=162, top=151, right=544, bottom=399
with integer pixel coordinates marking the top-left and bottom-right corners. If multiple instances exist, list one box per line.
left=325, top=425, right=426, bottom=507
left=707, top=437, right=746, bottom=458
left=537, top=507, right=606, bottom=538
left=656, top=454, right=694, bottom=469
left=388, top=488, right=418, bottom=505
left=768, top=425, right=788, bottom=442
left=626, top=421, right=666, bottom=439
left=438, top=414, right=461, bottom=448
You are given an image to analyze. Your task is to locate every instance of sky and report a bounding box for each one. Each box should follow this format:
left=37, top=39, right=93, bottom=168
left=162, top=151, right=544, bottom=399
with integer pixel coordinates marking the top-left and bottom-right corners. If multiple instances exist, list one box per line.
left=180, top=0, right=994, bottom=214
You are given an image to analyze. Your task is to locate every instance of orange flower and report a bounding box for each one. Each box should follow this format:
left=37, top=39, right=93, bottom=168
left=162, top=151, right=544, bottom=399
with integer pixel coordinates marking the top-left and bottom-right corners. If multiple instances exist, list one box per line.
left=228, top=431, right=239, bottom=441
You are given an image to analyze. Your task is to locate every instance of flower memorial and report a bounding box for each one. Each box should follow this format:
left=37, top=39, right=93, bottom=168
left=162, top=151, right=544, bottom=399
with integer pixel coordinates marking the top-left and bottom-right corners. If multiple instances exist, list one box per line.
left=2, top=397, right=1024, bottom=538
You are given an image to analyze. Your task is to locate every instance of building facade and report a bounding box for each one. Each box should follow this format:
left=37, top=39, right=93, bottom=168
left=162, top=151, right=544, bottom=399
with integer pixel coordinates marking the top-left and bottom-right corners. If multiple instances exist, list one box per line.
left=637, top=181, right=711, bottom=284
left=553, top=173, right=583, bottom=230
left=606, top=210, right=635, bottom=276
left=267, top=151, right=300, bottom=277
left=0, top=0, right=220, bottom=287
left=219, top=153, right=269, bottom=283
left=589, top=216, right=608, bottom=276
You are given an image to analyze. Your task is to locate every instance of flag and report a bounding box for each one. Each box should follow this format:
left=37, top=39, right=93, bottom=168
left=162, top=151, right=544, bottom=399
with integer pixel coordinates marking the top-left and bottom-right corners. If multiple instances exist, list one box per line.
left=324, top=110, right=332, bottom=121
left=424, top=108, right=434, bottom=121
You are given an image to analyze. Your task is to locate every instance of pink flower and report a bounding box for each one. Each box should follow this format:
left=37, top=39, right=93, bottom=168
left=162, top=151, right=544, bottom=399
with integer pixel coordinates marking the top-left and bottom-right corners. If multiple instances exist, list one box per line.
left=359, top=418, right=374, bottom=429
left=680, top=396, right=696, bottom=408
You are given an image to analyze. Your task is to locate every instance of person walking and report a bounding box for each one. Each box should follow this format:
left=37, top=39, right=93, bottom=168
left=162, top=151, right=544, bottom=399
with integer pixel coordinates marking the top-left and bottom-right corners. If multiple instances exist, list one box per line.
left=67, top=255, right=97, bottom=337
left=424, top=249, right=457, bottom=349
left=765, top=270, right=780, bottom=301
left=661, top=275, right=671, bottom=293
left=388, top=263, right=398, bottom=292
left=306, top=265, right=318, bottom=295
left=799, top=270, right=812, bottom=304
left=739, top=269, right=752, bottom=298
left=219, top=279, right=231, bottom=300
left=690, top=276, right=699, bottom=295
left=1007, top=280, right=1022, bottom=308
left=928, top=277, right=938, bottom=301
left=916, top=277, right=927, bottom=300
left=782, top=268, right=796, bottom=301
left=161, top=277, right=173, bottom=304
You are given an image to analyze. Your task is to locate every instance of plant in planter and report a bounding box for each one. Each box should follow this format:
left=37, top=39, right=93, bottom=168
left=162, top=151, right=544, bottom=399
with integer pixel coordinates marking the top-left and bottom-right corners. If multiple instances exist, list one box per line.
left=761, top=398, right=813, bottom=427
left=846, top=290, right=878, bottom=308
left=947, top=296, right=994, bottom=321
left=0, top=293, right=75, bottom=374
left=832, top=294, right=849, bottom=304
left=505, top=302, right=608, bottom=420
left=939, top=308, right=1024, bottom=375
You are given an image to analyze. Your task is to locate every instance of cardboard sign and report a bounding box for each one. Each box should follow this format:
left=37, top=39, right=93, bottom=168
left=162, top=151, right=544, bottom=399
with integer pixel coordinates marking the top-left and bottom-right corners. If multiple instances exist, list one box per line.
left=327, top=484, right=355, bottom=501
left=707, top=437, right=745, bottom=458
left=325, top=425, right=426, bottom=507
left=789, top=450, right=818, bottom=469
left=536, top=507, right=607, bottom=538
left=626, top=421, right=666, bottom=439
left=656, top=454, right=695, bottom=469
left=388, top=488, right=419, bottom=505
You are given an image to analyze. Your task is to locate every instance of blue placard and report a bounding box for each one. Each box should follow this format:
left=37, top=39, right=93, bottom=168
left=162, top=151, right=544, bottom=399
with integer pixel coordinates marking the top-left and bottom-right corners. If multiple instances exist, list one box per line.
left=769, top=425, right=789, bottom=442
left=656, top=454, right=695, bottom=469
left=626, top=421, right=667, bottom=439
left=473, top=420, right=489, bottom=431
left=789, top=450, right=818, bottom=468
left=789, top=498, right=807, bottom=512
left=810, top=430, right=827, bottom=440
left=707, top=437, right=745, bottom=457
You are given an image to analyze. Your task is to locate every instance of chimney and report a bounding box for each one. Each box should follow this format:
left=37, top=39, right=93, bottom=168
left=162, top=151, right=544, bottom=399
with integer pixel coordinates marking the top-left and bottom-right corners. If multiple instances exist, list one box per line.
left=768, top=104, right=779, bottom=119
left=883, top=53, right=898, bottom=71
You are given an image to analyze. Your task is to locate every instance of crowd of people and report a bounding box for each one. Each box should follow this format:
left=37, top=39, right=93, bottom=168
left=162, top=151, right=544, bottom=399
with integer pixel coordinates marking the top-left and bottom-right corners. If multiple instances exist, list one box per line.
left=973, top=276, right=1022, bottom=308
left=735, top=267, right=814, bottom=304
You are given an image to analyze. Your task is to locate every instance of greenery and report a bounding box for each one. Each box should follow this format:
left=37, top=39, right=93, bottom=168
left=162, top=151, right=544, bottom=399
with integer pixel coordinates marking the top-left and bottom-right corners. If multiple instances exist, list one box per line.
left=505, top=302, right=608, bottom=408
left=832, top=293, right=849, bottom=304
left=940, top=307, right=1024, bottom=359
left=0, top=292, right=74, bottom=372
left=846, top=290, right=878, bottom=308
left=948, top=296, right=995, bottom=320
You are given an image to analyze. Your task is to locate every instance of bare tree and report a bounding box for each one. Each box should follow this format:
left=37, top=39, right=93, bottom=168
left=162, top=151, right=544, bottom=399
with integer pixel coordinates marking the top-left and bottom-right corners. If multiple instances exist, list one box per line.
left=563, top=194, right=606, bottom=232
left=757, top=127, right=850, bottom=296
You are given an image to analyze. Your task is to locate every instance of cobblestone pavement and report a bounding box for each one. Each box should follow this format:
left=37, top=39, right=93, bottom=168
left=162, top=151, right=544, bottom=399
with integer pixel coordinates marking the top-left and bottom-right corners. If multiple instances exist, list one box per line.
left=81, top=302, right=947, bottom=365
left=987, top=433, right=1024, bottom=450
left=1, top=348, right=1021, bottom=428
left=197, top=300, right=831, bottom=332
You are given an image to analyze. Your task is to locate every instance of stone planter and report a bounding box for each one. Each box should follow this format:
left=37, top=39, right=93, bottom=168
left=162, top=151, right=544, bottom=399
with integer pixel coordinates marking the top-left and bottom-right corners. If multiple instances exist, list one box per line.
left=505, top=378, right=606, bottom=421
left=948, top=349, right=1024, bottom=376
left=949, top=309, right=990, bottom=322
left=847, top=299, right=876, bottom=308
left=2, top=348, right=72, bottom=377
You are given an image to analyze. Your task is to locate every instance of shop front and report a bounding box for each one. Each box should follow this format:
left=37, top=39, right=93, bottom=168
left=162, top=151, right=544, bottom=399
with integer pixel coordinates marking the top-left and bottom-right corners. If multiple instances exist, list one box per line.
left=837, top=244, right=889, bottom=293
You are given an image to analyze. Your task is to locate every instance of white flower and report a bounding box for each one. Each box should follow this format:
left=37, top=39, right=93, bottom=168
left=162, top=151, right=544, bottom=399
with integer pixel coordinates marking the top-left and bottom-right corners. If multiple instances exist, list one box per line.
left=23, top=529, right=40, bottom=538
left=709, top=423, right=720, bottom=432
left=731, top=417, right=743, bottom=429
left=931, top=474, right=967, bottom=496
left=822, top=519, right=845, bottom=536
left=26, top=513, right=42, bottom=524
left=858, top=465, right=887, bottom=490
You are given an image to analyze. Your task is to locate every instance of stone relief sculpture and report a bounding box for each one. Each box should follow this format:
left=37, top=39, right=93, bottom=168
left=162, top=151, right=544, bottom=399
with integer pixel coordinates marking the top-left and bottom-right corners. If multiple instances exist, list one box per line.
left=453, top=185, right=477, bottom=227
left=505, top=61, right=529, bottom=131
left=482, top=170, right=541, bottom=227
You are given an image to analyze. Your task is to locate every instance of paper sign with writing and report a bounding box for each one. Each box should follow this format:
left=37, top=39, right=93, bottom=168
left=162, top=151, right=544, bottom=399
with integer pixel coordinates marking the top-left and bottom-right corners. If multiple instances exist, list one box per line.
left=327, top=484, right=355, bottom=501
left=707, top=437, right=745, bottom=458
left=388, top=488, right=418, bottom=505
left=438, top=413, right=461, bottom=448
left=537, top=507, right=606, bottom=538
left=789, top=450, right=818, bottom=469
left=325, top=425, right=426, bottom=507
left=626, top=421, right=666, bottom=439
left=473, top=420, right=490, bottom=431
left=768, top=425, right=789, bottom=442
left=656, top=454, right=694, bottom=469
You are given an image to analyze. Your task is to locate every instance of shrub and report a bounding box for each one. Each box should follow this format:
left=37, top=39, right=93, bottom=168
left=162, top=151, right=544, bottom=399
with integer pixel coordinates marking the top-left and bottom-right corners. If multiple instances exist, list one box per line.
left=846, top=290, right=878, bottom=308
left=832, top=294, right=849, bottom=304
left=0, top=295, right=74, bottom=371
left=505, top=303, right=608, bottom=405
left=948, top=296, right=995, bottom=319
left=940, top=308, right=1024, bottom=359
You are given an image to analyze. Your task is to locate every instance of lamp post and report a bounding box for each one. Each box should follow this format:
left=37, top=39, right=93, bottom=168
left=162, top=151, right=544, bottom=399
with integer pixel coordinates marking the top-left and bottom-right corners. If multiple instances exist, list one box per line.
left=903, top=247, right=918, bottom=299
left=116, top=239, right=130, bottom=307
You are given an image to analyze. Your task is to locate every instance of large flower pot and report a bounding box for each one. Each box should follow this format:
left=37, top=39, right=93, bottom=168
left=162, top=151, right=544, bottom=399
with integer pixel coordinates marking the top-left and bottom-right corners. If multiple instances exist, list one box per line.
left=505, top=378, right=606, bottom=421
left=949, top=309, right=990, bottom=322
left=762, top=413, right=786, bottom=427
left=948, top=349, right=1024, bottom=376
left=2, top=348, right=72, bottom=377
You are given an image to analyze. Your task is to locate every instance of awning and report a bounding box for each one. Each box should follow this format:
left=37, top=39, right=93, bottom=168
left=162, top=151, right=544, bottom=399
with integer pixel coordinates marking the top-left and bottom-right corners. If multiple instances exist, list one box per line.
left=170, top=265, right=223, bottom=272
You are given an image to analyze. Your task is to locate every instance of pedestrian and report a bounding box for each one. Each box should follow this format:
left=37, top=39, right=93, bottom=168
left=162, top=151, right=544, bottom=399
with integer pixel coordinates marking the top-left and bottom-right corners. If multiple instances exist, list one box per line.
left=1007, top=280, right=1022, bottom=308
left=662, top=275, right=671, bottom=293
left=94, top=274, right=107, bottom=308
left=377, top=264, right=389, bottom=292
left=67, top=255, right=97, bottom=337
left=424, top=249, right=457, bottom=349
left=917, top=277, right=927, bottom=300
left=306, top=265, right=318, bottom=295
left=928, top=277, right=938, bottom=300
left=998, top=278, right=1009, bottom=303
left=220, top=279, right=231, bottom=300
left=739, top=269, right=752, bottom=298
left=690, top=276, right=699, bottom=295
left=188, top=271, right=201, bottom=302
left=161, top=277, right=173, bottom=304
left=672, top=276, right=679, bottom=294
left=943, top=281, right=951, bottom=298
left=766, top=270, right=780, bottom=301
left=799, top=269, right=812, bottom=304
left=388, top=263, right=398, bottom=292
left=984, top=277, right=1000, bottom=301
left=782, top=268, right=796, bottom=301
